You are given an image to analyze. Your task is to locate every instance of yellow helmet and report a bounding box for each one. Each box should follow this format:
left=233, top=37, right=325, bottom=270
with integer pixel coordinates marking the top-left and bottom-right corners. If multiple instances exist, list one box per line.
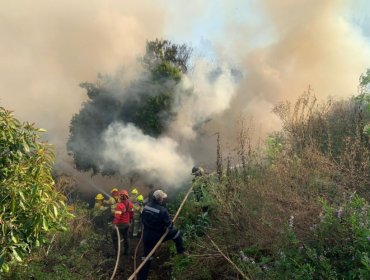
left=137, top=195, right=144, bottom=202
left=131, top=188, right=139, bottom=195
left=111, top=188, right=118, bottom=193
left=95, top=193, right=104, bottom=200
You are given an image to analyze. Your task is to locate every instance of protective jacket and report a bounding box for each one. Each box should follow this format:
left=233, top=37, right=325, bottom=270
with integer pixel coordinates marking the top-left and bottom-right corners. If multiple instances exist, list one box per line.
left=141, top=200, right=173, bottom=236
left=106, top=196, right=119, bottom=214
left=113, top=199, right=133, bottom=224
left=138, top=199, right=184, bottom=280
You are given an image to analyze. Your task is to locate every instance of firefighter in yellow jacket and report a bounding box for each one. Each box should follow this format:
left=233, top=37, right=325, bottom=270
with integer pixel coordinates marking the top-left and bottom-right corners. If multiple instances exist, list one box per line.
left=130, top=188, right=143, bottom=237
left=94, top=193, right=108, bottom=214
left=106, top=188, right=120, bottom=213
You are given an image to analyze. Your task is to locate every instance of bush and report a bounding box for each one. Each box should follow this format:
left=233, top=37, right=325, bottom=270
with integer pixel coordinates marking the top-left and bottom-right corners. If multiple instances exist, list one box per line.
left=265, top=195, right=370, bottom=280
left=0, top=107, right=71, bottom=273
left=4, top=202, right=111, bottom=280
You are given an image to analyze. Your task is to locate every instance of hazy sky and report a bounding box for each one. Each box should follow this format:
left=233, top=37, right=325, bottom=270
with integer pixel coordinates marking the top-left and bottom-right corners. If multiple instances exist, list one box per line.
left=1, top=0, right=370, bottom=190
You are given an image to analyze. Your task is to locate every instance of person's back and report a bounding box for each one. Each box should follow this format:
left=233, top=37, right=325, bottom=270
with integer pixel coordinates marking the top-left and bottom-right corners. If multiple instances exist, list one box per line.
left=138, top=190, right=184, bottom=280
left=111, top=190, right=133, bottom=255
left=141, top=199, right=170, bottom=237
left=113, top=201, right=132, bottom=224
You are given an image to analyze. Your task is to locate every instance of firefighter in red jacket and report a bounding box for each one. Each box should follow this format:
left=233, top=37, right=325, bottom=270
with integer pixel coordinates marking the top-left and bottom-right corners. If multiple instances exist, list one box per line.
left=111, top=189, right=134, bottom=255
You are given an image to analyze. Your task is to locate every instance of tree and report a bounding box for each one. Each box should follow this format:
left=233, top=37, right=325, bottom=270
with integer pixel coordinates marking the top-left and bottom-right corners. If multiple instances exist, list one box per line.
left=67, top=39, right=192, bottom=175
left=0, top=107, right=71, bottom=273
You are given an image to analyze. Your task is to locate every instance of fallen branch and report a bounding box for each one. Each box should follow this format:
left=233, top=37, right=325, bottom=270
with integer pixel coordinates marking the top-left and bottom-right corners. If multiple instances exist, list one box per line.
left=206, top=234, right=250, bottom=280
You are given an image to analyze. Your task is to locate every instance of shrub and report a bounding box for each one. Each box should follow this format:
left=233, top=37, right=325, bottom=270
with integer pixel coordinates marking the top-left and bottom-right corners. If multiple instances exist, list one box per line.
left=267, top=195, right=370, bottom=280
left=0, top=107, right=71, bottom=273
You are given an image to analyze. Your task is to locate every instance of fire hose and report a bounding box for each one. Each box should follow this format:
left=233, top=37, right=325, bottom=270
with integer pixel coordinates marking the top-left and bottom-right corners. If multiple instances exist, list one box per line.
left=110, top=225, right=121, bottom=280
left=128, top=184, right=194, bottom=280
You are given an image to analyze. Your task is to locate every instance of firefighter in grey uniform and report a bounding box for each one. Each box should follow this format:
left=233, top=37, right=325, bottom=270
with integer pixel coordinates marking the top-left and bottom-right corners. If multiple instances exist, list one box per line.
left=137, top=189, right=184, bottom=280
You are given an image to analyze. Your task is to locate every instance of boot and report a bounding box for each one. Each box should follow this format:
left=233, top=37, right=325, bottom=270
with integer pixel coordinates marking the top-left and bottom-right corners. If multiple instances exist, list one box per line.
left=174, top=235, right=185, bottom=254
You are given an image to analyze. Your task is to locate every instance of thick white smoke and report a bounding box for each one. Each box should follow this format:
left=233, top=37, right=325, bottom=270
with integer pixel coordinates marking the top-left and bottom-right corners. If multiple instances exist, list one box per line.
left=169, top=59, right=238, bottom=140
left=103, top=123, right=193, bottom=187
left=2, top=0, right=370, bottom=193
left=99, top=60, right=238, bottom=187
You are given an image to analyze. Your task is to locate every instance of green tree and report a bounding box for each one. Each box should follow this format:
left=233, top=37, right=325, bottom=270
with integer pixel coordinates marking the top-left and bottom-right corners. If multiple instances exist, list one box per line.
left=67, top=39, right=192, bottom=174
left=0, top=107, right=71, bottom=273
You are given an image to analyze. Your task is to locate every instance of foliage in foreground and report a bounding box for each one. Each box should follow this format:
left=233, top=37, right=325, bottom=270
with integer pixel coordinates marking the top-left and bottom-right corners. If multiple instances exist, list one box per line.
left=0, top=107, right=71, bottom=273
left=4, top=202, right=112, bottom=280
left=240, top=195, right=370, bottom=280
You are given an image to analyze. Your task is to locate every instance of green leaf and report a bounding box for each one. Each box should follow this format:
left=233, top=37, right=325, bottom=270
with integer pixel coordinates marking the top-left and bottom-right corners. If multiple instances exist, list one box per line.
left=11, top=248, right=22, bottom=262
left=11, top=235, right=18, bottom=244
left=19, top=200, right=26, bottom=210
left=18, top=191, right=25, bottom=202
left=2, top=263, right=10, bottom=273
left=42, top=217, right=49, bottom=231
left=53, top=205, right=58, bottom=218
left=23, top=141, right=30, bottom=153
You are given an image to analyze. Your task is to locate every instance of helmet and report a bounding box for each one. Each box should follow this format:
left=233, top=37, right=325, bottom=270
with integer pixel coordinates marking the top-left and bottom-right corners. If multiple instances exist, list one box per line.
left=120, top=189, right=129, bottom=198
left=137, top=195, right=144, bottom=202
left=111, top=188, right=118, bottom=193
left=95, top=193, right=104, bottom=200
left=131, top=188, right=139, bottom=195
left=191, top=166, right=204, bottom=176
left=191, top=166, right=198, bottom=174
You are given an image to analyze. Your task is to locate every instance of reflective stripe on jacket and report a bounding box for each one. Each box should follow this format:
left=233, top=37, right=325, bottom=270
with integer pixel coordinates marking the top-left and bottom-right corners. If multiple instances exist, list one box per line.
left=141, top=201, right=173, bottom=235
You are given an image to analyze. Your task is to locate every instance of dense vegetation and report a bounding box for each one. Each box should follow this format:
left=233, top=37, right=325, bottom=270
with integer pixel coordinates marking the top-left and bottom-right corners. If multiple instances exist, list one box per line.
left=168, top=82, right=370, bottom=279
left=1, top=45, right=369, bottom=278
left=5, top=83, right=368, bottom=279
left=0, top=108, right=71, bottom=273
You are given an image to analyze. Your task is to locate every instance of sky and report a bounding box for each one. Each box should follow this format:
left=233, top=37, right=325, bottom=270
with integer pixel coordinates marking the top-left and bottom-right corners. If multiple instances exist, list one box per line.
left=1, top=0, right=370, bottom=191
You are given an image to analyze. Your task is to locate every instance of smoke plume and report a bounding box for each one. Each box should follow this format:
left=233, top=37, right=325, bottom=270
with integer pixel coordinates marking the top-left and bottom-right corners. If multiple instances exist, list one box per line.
left=1, top=0, right=370, bottom=192
left=103, top=123, right=193, bottom=186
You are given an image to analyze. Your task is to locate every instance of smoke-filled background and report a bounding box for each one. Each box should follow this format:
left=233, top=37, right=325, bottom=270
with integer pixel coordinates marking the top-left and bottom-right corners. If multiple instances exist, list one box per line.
left=1, top=0, right=370, bottom=192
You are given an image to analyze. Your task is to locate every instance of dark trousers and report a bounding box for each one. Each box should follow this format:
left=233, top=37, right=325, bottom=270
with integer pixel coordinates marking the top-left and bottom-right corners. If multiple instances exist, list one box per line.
left=137, top=228, right=184, bottom=280
left=111, top=223, right=130, bottom=254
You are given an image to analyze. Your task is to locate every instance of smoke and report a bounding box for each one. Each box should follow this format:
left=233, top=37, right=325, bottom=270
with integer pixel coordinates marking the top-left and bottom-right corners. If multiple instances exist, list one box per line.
left=203, top=0, right=370, bottom=143
left=169, top=59, right=238, bottom=140
left=67, top=59, right=237, bottom=187
left=1, top=0, right=370, bottom=191
left=0, top=0, right=165, bottom=151
left=103, top=123, right=193, bottom=186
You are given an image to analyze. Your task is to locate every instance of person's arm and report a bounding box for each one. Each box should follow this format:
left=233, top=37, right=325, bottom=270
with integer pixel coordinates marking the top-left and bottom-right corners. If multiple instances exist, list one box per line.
left=161, top=208, right=174, bottom=229
left=113, top=203, right=124, bottom=219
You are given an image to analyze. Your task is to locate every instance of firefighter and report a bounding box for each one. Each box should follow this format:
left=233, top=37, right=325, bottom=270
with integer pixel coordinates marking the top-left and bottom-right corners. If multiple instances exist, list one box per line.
left=130, top=188, right=141, bottom=237
left=191, top=166, right=206, bottom=202
left=137, top=190, right=185, bottom=280
left=106, top=188, right=120, bottom=213
left=111, top=189, right=133, bottom=256
left=93, top=193, right=109, bottom=229
left=94, top=193, right=108, bottom=213
left=131, top=187, right=139, bottom=198
left=132, top=194, right=144, bottom=237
